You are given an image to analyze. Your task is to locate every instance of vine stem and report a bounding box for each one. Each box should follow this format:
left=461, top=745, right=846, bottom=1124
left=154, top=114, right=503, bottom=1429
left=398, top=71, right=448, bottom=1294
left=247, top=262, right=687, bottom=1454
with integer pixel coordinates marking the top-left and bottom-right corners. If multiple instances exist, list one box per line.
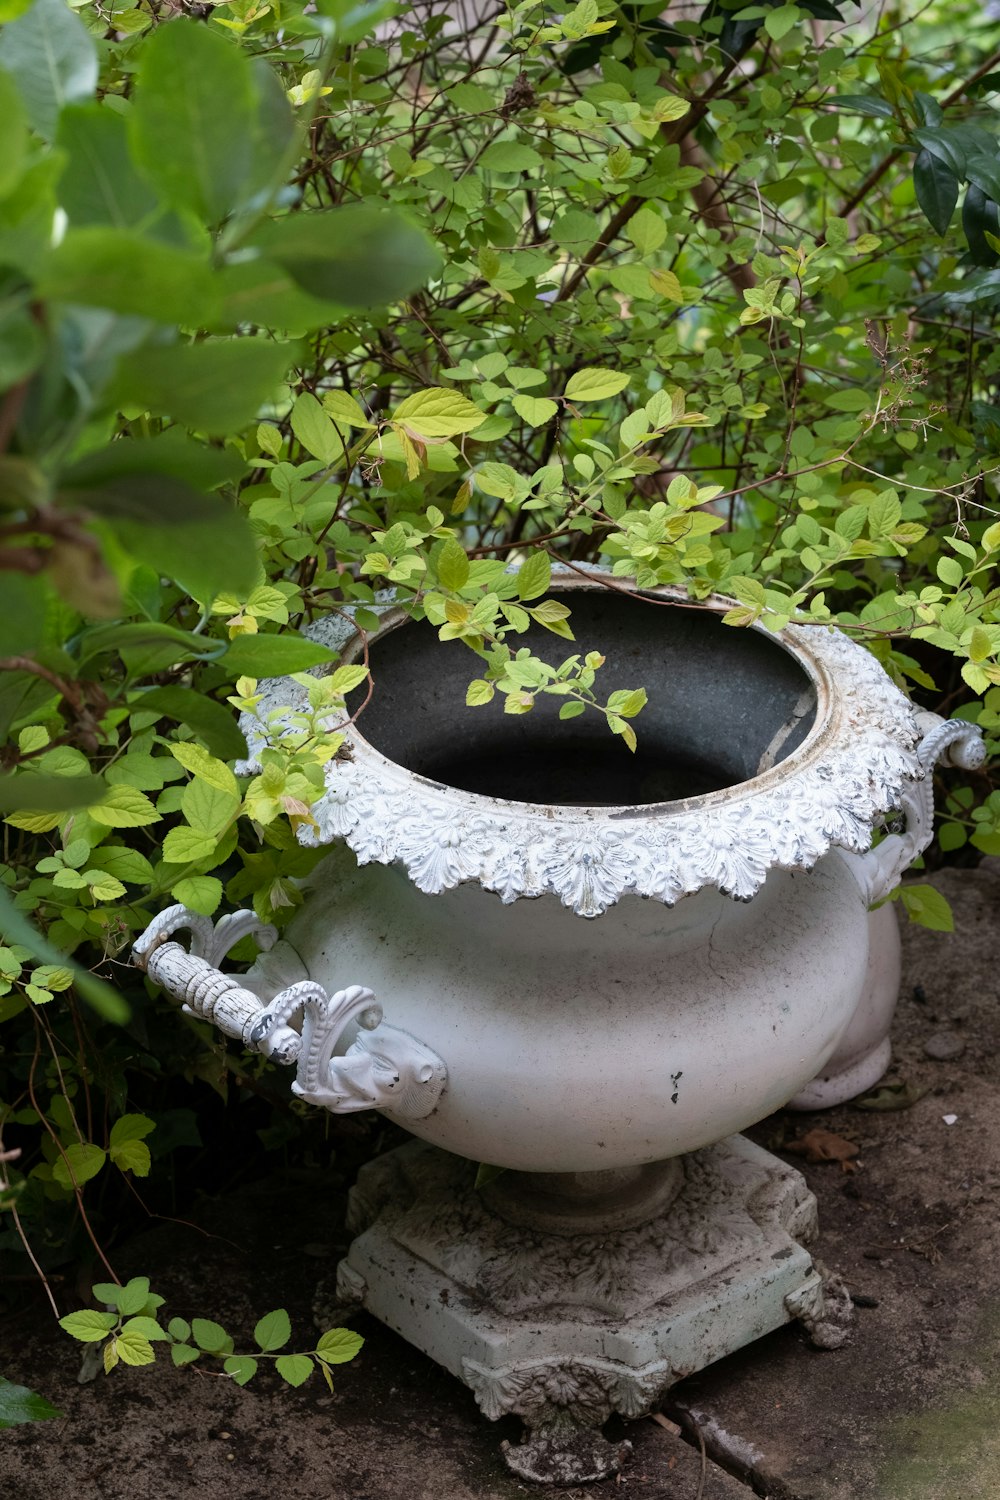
left=0, top=1142, right=61, bottom=1318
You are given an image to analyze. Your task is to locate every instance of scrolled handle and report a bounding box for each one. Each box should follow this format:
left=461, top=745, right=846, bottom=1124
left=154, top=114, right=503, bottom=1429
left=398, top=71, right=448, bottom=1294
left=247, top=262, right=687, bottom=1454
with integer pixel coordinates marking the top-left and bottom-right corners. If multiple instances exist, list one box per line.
left=132, top=906, right=446, bottom=1120
left=850, top=712, right=986, bottom=906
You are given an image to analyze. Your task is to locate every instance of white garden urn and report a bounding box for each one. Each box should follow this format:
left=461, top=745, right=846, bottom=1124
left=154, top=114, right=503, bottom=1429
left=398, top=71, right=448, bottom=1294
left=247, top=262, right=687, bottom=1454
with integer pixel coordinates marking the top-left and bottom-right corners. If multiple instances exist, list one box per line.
left=134, top=576, right=983, bottom=1484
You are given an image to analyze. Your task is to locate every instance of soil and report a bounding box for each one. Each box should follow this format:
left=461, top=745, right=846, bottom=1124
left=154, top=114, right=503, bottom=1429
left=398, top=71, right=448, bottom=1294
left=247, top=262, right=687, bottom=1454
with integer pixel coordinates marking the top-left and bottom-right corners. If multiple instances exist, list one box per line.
left=2, top=861, right=999, bottom=1500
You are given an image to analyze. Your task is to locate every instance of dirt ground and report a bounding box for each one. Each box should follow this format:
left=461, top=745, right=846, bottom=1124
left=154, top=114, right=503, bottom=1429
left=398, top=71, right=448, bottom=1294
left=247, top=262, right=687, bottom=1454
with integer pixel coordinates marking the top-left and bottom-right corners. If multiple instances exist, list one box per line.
left=2, top=861, right=998, bottom=1500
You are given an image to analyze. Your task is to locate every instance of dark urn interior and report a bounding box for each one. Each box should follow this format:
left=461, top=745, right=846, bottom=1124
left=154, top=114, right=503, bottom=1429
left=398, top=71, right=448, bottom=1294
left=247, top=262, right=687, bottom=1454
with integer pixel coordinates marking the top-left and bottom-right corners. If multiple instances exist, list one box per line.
left=345, top=591, right=818, bottom=808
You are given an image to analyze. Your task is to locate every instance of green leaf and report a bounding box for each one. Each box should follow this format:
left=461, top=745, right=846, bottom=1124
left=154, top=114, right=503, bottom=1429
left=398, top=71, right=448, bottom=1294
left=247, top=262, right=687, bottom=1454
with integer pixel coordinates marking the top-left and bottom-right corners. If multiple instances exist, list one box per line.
left=86, top=847, right=155, bottom=885
left=480, top=141, right=542, bottom=173
left=854, top=1078, right=929, bottom=1112
left=191, top=1318, right=233, bottom=1355
left=66, top=473, right=258, bottom=600
left=39, top=229, right=218, bottom=325
left=224, top=1355, right=259, bottom=1386
left=170, top=742, right=239, bottom=796
left=327, top=664, right=369, bottom=696
left=899, top=883, right=954, bottom=932
left=913, top=148, right=959, bottom=236
left=170, top=1343, right=201, bottom=1366
left=392, top=387, right=487, bottom=439
left=109, top=1114, right=155, bottom=1147
left=55, top=105, right=161, bottom=228
left=275, top=1353, right=313, bottom=1387
left=51, top=1142, right=107, bottom=1190
left=764, top=4, right=800, bottom=41
left=245, top=205, right=441, bottom=307
left=121, top=1317, right=168, bottom=1341
left=130, top=19, right=256, bottom=224
left=167, top=1318, right=190, bottom=1342
left=131, top=687, right=248, bottom=761
left=322, top=390, right=372, bottom=429
left=291, top=392, right=345, bottom=464
left=936, top=555, right=964, bottom=587
left=162, top=826, right=217, bottom=864
left=564, top=368, right=630, bottom=402
left=111, top=339, right=297, bottom=437
left=253, top=1308, right=291, bottom=1352
left=116, top=1330, right=155, bottom=1367
left=170, top=875, right=223, bottom=916
left=626, top=207, right=666, bottom=256
left=0, top=774, right=104, bottom=813
left=113, top=1276, right=152, bottom=1312
left=222, top=634, right=337, bottom=678
left=830, top=94, right=895, bottom=120
left=247, top=56, right=297, bottom=198
left=962, top=183, right=998, bottom=266
left=0, top=888, right=126, bottom=1022
left=512, top=393, right=558, bottom=427
left=316, top=1328, right=364, bottom=1365
left=0, top=68, right=27, bottom=200
left=63, top=433, right=245, bottom=496
left=437, top=538, right=470, bottom=592
left=110, top=1139, right=151, bottom=1176
left=89, top=786, right=159, bottom=829
left=0, top=573, right=46, bottom=659
left=466, top=679, right=494, bottom=706
left=823, top=388, right=870, bottom=413
left=58, top=1309, right=116, bottom=1344
left=517, top=551, right=551, bottom=601
left=475, top=462, right=519, bottom=500
left=0, top=0, right=97, bottom=141
left=910, top=126, right=967, bottom=176
left=648, top=267, right=684, bottom=303
left=181, top=774, right=238, bottom=835
left=0, top=1377, right=61, bottom=1428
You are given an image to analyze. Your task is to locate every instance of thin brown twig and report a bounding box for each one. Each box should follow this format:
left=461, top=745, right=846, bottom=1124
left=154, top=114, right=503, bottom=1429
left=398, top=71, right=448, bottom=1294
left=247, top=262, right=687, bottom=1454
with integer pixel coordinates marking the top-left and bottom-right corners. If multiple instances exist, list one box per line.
left=0, top=1140, right=62, bottom=1317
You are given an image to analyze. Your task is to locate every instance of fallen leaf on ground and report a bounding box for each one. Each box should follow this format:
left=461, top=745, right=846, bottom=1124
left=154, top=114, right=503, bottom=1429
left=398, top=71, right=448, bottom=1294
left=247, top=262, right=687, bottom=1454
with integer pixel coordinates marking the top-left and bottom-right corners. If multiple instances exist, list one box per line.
left=854, top=1079, right=929, bottom=1112
left=785, top=1128, right=860, bottom=1171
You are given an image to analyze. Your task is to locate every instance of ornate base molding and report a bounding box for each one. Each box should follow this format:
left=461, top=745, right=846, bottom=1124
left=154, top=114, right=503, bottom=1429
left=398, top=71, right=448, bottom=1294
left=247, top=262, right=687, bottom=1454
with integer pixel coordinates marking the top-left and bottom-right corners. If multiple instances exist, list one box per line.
left=336, top=1136, right=851, bottom=1483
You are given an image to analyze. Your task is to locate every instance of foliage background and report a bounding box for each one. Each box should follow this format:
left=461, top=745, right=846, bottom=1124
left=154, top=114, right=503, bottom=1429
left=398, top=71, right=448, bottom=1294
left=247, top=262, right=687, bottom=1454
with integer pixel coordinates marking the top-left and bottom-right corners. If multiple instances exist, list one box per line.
left=0, top=0, right=998, bottom=1371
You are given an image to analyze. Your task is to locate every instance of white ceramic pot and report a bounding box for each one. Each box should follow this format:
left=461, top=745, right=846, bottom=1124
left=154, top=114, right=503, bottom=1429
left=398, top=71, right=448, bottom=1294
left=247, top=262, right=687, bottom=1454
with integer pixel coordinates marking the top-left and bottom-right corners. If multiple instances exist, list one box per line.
left=135, top=577, right=982, bottom=1163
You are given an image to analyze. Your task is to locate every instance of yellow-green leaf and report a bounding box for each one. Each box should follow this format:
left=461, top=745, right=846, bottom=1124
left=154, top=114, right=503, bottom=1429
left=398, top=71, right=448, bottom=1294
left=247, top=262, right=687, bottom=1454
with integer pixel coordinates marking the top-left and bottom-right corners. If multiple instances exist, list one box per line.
left=52, top=1142, right=107, bottom=1190
left=649, top=268, right=683, bottom=302
left=322, top=390, right=372, bottom=428
left=512, top=393, right=558, bottom=427
left=392, top=387, right=487, bottom=438
left=170, top=743, right=239, bottom=797
left=564, top=368, right=630, bottom=402
left=90, top=786, right=159, bottom=828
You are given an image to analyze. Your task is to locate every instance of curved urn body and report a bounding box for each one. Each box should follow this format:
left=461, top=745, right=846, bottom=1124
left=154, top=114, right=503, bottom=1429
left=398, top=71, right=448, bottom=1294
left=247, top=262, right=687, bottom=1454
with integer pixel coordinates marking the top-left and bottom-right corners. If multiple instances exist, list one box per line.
left=287, top=845, right=871, bottom=1173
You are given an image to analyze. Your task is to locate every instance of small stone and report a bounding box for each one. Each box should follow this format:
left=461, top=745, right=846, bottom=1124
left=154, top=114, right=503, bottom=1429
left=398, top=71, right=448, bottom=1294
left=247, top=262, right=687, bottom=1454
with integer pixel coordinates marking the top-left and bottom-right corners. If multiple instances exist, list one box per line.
left=924, top=1031, right=966, bottom=1061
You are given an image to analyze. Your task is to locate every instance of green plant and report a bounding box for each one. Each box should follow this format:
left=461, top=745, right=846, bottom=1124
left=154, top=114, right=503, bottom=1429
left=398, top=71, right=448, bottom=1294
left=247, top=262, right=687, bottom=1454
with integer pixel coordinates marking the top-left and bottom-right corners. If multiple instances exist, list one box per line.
left=0, top=1373, right=60, bottom=1427
left=0, top=0, right=996, bottom=1368
left=60, top=1276, right=362, bottom=1387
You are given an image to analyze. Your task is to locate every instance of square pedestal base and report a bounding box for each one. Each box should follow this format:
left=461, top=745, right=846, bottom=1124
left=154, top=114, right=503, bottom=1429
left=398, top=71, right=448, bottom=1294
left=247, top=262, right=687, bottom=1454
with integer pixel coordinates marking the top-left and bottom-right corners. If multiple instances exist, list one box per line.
left=336, top=1136, right=850, bottom=1483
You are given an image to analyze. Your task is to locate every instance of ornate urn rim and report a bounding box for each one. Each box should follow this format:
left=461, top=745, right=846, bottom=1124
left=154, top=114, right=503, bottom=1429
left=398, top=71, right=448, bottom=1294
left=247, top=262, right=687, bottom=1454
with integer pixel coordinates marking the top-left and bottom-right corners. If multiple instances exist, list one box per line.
left=238, top=576, right=922, bottom=916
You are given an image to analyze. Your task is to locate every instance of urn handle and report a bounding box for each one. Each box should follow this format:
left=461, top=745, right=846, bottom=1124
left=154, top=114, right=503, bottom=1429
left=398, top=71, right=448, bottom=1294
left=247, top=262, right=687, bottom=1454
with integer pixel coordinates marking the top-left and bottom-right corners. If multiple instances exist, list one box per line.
left=850, top=712, right=985, bottom=907
left=132, top=905, right=446, bottom=1120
